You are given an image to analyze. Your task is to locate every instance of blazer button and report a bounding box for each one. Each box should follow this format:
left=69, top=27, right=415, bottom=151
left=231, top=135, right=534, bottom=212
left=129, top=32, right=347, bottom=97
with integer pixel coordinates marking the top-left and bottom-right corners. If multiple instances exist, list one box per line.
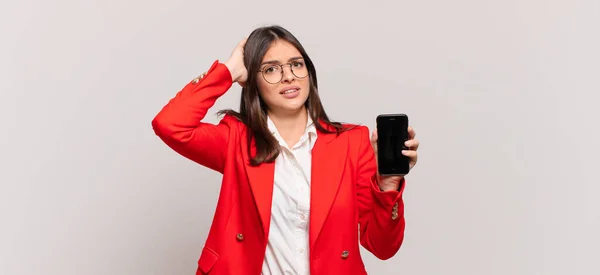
left=392, top=202, right=399, bottom=220
left=236, top=233, right=244, bottom=242
left=190, top=72, right=207, bottom=84
left=341, top=250, right=349, bottom=259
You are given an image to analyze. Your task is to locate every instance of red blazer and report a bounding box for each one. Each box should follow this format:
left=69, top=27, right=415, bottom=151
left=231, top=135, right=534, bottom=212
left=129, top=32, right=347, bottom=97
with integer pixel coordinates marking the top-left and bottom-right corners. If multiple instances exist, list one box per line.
left=152, top=61, right=406, bottom=275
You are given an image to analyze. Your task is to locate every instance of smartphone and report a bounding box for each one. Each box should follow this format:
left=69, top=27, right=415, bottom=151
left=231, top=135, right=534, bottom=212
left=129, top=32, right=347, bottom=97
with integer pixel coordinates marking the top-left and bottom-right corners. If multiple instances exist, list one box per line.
left=376, top=114, right=410, bottom=176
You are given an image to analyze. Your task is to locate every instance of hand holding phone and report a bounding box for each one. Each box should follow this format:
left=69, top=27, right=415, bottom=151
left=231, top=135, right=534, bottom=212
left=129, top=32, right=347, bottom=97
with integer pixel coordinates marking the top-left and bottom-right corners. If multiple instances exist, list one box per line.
left=376, top=114, right=411, bottom=176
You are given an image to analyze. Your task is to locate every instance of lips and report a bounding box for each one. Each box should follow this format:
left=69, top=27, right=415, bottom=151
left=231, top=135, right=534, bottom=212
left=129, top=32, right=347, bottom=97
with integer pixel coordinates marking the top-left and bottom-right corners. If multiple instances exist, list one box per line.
left=279, top=86, right=301, bottom=94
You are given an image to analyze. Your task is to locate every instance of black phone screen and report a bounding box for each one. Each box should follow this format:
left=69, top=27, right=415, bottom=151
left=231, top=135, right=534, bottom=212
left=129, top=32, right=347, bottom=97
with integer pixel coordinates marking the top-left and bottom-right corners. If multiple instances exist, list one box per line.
left=376, top=114, right=410, bottom=176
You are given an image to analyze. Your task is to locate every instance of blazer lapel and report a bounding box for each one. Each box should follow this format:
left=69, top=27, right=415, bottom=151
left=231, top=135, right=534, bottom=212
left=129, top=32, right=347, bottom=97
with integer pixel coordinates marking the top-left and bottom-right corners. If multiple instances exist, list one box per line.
left=309, top=122, right=348, bottom=249
left=242, top=134, right=275, bottom=240
left=241, top=121, right=349, bottom=247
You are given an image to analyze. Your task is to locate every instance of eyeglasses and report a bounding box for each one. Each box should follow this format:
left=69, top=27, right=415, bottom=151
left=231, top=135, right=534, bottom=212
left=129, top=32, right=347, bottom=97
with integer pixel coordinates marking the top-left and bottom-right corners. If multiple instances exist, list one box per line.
left=258, top=60, right=309, bottom=84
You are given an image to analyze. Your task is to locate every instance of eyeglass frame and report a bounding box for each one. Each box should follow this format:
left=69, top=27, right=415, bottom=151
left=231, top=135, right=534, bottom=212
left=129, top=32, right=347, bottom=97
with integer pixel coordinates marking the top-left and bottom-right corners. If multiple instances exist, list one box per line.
left=257, top=59, right=309, bottom=84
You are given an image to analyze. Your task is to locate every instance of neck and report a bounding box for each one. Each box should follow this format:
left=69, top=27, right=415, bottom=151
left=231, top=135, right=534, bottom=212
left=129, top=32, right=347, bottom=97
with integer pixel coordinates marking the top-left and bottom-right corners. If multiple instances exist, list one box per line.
left=268, top=107, right=309, bottom=147
left=268, top=107, right=308, bottom=132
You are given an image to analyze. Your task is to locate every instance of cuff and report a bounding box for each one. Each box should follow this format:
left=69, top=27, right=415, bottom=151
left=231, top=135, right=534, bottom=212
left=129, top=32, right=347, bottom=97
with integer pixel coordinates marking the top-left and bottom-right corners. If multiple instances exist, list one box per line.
left=370, top=175, right=405, bottom=221
left=188, top=60, right=233, bottom=86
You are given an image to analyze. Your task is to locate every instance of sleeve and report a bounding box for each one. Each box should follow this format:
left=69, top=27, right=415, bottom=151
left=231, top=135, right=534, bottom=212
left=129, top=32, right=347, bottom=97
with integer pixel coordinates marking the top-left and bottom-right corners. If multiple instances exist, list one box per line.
left=355, top=125, right=406, bottom=260
left=151, top=60, right=234, bottom=173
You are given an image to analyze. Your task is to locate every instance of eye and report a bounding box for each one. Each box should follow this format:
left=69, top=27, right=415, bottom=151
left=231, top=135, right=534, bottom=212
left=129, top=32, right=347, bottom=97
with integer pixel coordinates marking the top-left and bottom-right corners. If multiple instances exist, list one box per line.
left=263, top=65, right=279, bottom=74
left=292, top=61, right=305, bottom=68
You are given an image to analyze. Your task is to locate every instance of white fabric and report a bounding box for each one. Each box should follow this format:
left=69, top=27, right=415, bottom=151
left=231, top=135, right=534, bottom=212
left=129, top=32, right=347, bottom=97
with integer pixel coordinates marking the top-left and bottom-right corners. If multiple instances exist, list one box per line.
left=261, top=115, right=317, bottom=275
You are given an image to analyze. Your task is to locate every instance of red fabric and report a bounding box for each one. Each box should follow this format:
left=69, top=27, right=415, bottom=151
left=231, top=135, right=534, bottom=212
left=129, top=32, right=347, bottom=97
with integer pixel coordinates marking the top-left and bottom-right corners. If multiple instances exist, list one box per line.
left=152, top=60, right=406, bottom=275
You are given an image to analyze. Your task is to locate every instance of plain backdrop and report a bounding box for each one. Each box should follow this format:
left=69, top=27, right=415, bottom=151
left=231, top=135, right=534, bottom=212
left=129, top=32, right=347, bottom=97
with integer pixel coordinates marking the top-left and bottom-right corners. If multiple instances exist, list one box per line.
left=2, top=0, right=599, bottom=274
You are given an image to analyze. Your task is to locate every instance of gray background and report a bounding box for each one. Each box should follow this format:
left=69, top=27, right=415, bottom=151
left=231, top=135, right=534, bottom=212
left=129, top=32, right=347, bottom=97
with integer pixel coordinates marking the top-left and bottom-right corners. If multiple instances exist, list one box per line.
left=2, top=0, right=599, bottom=274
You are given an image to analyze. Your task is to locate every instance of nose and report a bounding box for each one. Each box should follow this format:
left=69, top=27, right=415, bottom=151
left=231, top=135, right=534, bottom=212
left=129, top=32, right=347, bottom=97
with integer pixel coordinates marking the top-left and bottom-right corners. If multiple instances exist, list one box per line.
left=281, top=65, right=295, bottom=83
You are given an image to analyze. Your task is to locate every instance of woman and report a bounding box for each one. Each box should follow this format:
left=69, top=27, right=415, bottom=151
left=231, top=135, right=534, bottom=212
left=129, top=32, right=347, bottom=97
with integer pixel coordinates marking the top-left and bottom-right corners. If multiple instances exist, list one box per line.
left=152, top=25, right=419, bottom=275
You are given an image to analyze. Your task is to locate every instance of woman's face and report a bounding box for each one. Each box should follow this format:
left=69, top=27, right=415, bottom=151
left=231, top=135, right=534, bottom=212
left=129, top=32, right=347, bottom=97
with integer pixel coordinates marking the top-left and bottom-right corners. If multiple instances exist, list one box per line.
left=256, top=39, right=310, bottom=115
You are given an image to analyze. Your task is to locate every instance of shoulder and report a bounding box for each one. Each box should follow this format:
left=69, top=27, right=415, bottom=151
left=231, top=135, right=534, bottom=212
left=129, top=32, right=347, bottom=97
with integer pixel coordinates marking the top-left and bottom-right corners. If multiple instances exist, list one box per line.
left=315, top=119, right=371, bottom=139
left=337, top=123, right=374, bottom=160
left=221, top=113, right=242, bottom=124
left=214, top=112, right=247, bottom=135
left=217, top=112, right=245, bottom=126
left=332, top=122, right=371, bottom=146
left=341, top=123, right=371, bottom=137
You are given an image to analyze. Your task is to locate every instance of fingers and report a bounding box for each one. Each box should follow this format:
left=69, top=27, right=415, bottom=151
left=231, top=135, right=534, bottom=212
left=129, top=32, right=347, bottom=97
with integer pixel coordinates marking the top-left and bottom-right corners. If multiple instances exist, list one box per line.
left=404, top=126, right=418, bottom=169
left=371, top=129, right=378, bottom=143
left=370, top=129, right=378, bottom=153
left=402, top=150, right=417, bottom=158
left=405, top=126, right=419, bottom=150
left=403, top=149, right=418, bottom=170
left=240, top=37, right=248, bottom=49
left=408, top=126, right=416, bottom=139
left=404, top=139, right=419, bottom=150
left=402, top=150, right=418, bottom=170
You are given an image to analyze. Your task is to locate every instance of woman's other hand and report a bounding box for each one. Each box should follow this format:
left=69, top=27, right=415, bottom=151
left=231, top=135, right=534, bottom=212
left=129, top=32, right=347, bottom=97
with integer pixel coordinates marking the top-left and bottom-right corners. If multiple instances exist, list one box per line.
left=370, top=126, right=419, bottom=191
left=224, top=38, right=249, bottom=87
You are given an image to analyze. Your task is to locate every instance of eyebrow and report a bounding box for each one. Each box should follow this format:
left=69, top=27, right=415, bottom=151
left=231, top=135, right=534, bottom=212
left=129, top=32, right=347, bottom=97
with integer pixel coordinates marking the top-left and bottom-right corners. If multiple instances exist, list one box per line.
left=260, top=56, right=304, bottom=66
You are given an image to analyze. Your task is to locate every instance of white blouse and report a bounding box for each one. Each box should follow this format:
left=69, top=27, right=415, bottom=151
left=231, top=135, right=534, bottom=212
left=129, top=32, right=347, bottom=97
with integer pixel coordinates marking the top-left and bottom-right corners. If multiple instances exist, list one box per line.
left=261, top=115, right=317, bottom=275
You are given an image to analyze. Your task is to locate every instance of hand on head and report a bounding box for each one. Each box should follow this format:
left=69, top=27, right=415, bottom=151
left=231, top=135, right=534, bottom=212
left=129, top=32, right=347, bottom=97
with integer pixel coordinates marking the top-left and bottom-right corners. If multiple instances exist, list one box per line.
left=225, top=38, right=249, bottom=87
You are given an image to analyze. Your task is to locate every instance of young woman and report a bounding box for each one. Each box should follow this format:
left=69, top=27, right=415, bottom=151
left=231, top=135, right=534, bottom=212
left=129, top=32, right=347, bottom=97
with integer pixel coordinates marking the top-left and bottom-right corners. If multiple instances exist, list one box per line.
left=152, top=25, right=419, bottom=275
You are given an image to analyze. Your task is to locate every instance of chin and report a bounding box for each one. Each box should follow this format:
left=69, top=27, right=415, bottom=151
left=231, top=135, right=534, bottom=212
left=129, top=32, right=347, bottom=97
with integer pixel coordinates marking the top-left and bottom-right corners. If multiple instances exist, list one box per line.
left=283, top=103, right=307, bottom=113
left=278, top=98, right=308, bottom=113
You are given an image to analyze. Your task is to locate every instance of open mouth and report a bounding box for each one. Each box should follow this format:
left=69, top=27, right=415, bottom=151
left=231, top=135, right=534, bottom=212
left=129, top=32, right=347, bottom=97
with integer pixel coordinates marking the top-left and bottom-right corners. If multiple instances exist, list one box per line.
left=279, top=87, right=301, bottom=98
left=280, top=88, right=298, bottom=94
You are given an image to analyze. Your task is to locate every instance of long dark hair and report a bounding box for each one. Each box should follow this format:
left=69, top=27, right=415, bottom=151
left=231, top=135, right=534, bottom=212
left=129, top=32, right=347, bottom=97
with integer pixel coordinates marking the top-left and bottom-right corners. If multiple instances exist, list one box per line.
left=218, top=25, right=352, bottom=166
